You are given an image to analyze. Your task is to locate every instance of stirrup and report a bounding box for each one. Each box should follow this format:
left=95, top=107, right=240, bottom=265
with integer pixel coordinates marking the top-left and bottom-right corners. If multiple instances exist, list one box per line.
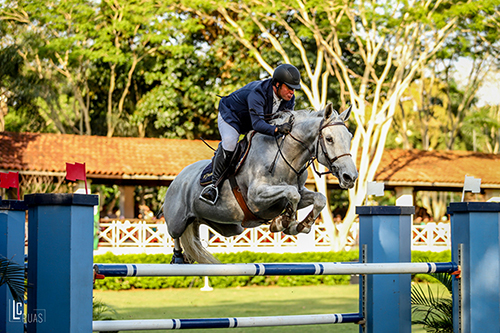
left=199, top=185, right=218, bottom=205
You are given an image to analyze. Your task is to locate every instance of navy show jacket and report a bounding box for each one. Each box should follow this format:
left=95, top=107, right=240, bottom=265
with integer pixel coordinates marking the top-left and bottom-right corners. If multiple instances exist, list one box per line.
left=218, top=78, right=295, bottom=136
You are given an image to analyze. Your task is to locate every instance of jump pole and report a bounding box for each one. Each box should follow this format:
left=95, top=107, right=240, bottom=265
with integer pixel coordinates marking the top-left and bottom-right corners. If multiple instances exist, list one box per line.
left=357, top=205, right=415, bottom=333
left=0, top=198, right=27, bottom=333
left=94, top=262, right=458, bottom=277
left=448, top=202, right=500, bottom=332
left=25, top=193, right=98, bottom=333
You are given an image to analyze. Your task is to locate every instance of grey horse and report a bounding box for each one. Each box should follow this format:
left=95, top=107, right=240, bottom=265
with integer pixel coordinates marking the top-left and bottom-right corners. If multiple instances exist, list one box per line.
left=162, top=103, right=358, bottom=263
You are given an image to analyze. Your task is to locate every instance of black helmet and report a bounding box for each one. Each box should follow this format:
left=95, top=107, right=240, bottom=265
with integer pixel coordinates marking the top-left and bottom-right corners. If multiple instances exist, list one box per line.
left=273, top=64, right=301, bottom=90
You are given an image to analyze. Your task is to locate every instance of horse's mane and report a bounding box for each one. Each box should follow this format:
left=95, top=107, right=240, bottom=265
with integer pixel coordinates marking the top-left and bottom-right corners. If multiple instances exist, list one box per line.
left=270, top=108, right=323, bottom=125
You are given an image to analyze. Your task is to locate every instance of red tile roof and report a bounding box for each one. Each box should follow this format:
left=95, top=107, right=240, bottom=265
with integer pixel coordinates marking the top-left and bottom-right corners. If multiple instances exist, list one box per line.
left=375, top=149, right=500, bottom=187
left=1, top=132, right=499, bottom=188
left=0, top=132, right=218, bottom=178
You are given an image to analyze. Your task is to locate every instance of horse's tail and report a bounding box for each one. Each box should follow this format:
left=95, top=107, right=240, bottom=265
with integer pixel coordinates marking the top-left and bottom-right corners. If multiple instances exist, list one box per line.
left=180, top=221, right=220, bottom=264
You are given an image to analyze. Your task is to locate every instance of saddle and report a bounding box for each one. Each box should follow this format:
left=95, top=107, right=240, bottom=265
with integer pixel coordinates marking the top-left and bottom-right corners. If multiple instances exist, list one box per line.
left=199, top=131, right=256, bottom=186
left=199, top=131, right=266, bottom=226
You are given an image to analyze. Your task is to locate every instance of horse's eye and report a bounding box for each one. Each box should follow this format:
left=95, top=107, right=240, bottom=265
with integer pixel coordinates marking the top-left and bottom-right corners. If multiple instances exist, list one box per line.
left=325, top=137, right=333, bottom=143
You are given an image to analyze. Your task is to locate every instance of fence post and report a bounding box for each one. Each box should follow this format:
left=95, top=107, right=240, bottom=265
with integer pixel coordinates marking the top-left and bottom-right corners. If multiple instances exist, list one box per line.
left=25, top=193, right=98, bottom=333
left=357, top=206, right=415, bottom=333
left=448, top=202, right=500, bottom=333
left=0, top=199, right=27, bottom=333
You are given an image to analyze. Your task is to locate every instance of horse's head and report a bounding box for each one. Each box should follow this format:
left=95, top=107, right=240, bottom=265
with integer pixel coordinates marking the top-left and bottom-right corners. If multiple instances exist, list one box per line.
left=316, top=103, right=358, bottom=189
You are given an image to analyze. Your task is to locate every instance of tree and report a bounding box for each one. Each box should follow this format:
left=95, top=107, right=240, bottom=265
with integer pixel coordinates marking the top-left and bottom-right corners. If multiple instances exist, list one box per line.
left=1, top=0, right=98, bottom=134
left=176, top=0, right=479, bottom=250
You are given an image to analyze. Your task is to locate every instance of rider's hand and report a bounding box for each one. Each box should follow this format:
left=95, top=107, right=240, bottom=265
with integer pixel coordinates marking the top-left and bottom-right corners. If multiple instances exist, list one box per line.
left=275, top=123, right=292, bottom=135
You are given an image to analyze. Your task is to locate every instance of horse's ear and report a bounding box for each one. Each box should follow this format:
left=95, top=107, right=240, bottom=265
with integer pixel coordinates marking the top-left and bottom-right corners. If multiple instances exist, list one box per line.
left=340, top=105, right=352, bottom=122
left=323, top=103, right=338, bottom=120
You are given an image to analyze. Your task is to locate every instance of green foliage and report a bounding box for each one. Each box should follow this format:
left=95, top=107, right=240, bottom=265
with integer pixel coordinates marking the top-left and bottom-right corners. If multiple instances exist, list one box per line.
left=411, top=272, right=454, bottom=333
left=93, top=298, right=117, bottom=321
left=0, top=256, right=25, bottom=303
left=94, top=251, right=452, bottom=290
left=93, top=298, right=118, bottom=333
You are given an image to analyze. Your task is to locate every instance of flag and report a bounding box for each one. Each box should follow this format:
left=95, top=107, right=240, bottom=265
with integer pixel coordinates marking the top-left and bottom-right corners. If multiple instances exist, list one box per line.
left=0, top=172, right=19, bottom=189
left=66, top=162, right=88, bottom=194
left=66, top=162, right=86, bottom=181
left=463, top=175, right=481, bottom=193
left=0, top=172, right=20, bottom=200
left=461, top=175, right=481, bottom=202
left=367, top=181, right=385, bottom=197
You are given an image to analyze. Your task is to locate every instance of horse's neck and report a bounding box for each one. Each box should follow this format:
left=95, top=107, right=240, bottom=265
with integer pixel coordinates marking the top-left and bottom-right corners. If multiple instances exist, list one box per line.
left=285, top=116, right=321, bottom=165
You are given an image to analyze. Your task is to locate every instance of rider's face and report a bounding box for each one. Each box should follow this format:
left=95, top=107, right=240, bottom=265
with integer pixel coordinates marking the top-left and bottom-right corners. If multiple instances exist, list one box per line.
left=277, top=84, right=295, bottom=101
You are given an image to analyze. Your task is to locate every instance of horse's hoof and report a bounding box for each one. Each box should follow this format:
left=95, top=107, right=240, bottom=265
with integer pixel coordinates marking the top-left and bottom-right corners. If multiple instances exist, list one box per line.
left=171, top=250, right=187, bottom=264
left=297, top=221, right=313, bottom=234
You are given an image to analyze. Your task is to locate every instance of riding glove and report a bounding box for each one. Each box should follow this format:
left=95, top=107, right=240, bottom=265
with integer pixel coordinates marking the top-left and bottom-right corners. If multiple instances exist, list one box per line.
left=275, top=123, right=292, bottom=135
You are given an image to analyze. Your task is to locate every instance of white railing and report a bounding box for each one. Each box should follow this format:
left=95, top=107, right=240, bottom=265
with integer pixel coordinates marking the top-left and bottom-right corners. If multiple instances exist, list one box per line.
left=95, top=219, right=450, bottom=255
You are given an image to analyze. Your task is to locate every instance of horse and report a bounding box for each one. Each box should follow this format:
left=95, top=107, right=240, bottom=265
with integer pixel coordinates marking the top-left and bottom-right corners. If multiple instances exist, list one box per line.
left=162, top=103, right=358, bottom=264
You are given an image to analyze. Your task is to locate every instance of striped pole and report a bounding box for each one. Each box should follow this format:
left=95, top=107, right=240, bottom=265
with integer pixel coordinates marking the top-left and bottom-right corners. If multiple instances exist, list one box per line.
left=94, top=262, right=458, bottom=277
left=93, top=313, right=363, bottom=331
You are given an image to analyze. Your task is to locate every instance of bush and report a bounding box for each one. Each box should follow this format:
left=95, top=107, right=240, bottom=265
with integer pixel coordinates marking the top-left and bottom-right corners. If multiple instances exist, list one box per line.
left=93, top=250, right=452, bottom=290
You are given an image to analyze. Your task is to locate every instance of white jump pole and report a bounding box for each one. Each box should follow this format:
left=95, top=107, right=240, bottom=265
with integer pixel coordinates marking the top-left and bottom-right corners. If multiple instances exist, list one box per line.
left=94, top=262, right=457, bottom=277
left=93, top=313, right=363, bottom=331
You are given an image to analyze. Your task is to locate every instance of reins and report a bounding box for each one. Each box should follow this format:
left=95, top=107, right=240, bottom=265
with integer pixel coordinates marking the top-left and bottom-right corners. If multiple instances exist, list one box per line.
left=269, top=116, right=351, bottom=180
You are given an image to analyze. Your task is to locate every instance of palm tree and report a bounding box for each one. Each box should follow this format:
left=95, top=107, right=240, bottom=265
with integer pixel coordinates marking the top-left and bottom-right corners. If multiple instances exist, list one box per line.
left=0, top=256, right=25, bottom=303
left=411, top=272, right=453, bottom=333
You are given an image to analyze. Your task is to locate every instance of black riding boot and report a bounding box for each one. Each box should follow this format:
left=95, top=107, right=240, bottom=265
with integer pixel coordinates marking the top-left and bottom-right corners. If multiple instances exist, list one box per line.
left=199, top=145, right=232, bottom=205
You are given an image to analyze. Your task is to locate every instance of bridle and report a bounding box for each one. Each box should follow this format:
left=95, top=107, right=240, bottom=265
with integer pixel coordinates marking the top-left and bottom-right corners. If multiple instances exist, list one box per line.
left=269, top=116, right=352, bottom=180
left=314, top=119, right=352, bottom=176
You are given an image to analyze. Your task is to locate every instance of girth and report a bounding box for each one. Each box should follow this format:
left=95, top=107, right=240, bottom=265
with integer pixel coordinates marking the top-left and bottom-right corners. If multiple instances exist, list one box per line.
left=228, top=175, right=266, bottom=227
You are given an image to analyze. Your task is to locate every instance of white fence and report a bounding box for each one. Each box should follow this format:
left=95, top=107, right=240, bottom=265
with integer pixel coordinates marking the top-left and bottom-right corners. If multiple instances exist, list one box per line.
left=95, top=219, right=450, bottom=255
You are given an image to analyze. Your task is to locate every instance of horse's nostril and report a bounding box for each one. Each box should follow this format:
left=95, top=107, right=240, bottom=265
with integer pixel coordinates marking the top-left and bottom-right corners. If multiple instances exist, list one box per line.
left=343, top=174, right=352, bottom=183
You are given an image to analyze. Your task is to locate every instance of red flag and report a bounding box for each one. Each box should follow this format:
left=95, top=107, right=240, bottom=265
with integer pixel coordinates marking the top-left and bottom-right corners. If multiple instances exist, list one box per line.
left=0, top=172, right=19, bottom=189
left=0, top=172, right=20, bottom=200
left=66, top=162, right=86, bottom=181
left=66, top=162, right=88, bottom=194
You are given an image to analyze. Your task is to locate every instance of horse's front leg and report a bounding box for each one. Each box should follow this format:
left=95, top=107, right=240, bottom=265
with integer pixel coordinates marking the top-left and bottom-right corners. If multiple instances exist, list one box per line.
left=269, top=203, right=295, bottom=232
left=283, top=187, right=326, bottom=235
left=248, top=184, right=301, bottom=232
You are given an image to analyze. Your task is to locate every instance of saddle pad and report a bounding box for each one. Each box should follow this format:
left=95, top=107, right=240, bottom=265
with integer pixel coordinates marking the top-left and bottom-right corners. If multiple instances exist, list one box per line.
left=200, top=163, right=213, bottom=186
left=199, top=131, right=256, bottom=187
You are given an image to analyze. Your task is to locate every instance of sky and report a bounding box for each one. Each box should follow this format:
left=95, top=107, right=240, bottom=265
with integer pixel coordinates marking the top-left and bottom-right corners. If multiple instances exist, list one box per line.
left=454, top=58, right=500, bottom=107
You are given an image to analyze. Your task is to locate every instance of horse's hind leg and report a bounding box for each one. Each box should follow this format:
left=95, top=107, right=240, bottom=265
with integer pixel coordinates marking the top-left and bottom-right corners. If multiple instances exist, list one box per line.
left=171, top=239, right=189, bottom=264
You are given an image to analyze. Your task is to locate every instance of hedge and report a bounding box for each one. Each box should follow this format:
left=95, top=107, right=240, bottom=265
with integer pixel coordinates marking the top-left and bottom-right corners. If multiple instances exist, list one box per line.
left=93, top=250, right=452, bottom=290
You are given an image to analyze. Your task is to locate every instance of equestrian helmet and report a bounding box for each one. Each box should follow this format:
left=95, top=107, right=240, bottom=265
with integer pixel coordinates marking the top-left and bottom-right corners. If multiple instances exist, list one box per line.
left=273, top=64, right=301, bottom=90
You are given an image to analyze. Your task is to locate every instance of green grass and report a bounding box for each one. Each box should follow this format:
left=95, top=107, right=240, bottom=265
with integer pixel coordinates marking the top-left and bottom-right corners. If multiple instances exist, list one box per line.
left=94, top=285, right=428, bottom=333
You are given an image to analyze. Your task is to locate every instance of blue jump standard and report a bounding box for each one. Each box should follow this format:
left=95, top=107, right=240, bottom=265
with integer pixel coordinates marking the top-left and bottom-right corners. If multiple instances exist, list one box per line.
left=0, top=198, right=27, bottom=333
left=94, top=262, right=459, bottom=277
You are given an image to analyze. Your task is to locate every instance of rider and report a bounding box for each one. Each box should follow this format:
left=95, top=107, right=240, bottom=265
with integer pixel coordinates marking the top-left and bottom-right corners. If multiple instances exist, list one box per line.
left=199, top=64, right=302, bottom=205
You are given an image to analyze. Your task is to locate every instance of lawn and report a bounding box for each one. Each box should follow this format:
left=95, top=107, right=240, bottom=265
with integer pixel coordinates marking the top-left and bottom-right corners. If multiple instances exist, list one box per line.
left=94, top=284, right=431, bottom=333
